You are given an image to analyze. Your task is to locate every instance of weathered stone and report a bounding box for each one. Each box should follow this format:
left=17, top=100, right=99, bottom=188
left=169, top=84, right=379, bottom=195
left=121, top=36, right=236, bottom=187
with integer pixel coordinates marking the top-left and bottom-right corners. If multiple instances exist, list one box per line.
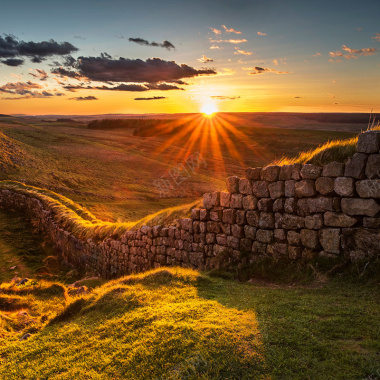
left=252, top=241, right=267, bottom=255
left=227, top=236, right=240, bottom=249
left=279, top=165, right=293, bottom=180
left=324, top=211, right=357, bottom=227
left=334, top=177, right=354, bottom=197
left=230, top=193, right=243, bottom=209
left=356, top=180, right=380, bottom=198
left=292, top=163, right=302, bottom=180
left=216, top=234, right=227, bottom=245
left=322, top=161, right=345, bottom=177
left=296, top=198, right=310, bottom=216
left=246, top=210, right=260, bottom=226
left=308, top=196, right=334, bottom=213
left=295, top=180, right=316, bottom=197
left=259, top=212, right=275, bottom=229
left=284, top=198, right=296, bottom=213
left=244, top=225, right=256, bottom=239
left=268, top=181, right=285, bottom=199
left=365, top=154, right=380, bottom=179
left=363, top=217, right=380, bottom=228
left=242, top=195, right=258, bottom=210
left=280, top=214, right=305, bottom=229
left=191, top=208, right=200, bottom=220
left=245, top=167, right=262, bottom=180
left=210, top=209, right=223, bottom=222
left=240, top=238, right=252, bottom=252
left=344, top=153, right=368, bottom=179
left=199, top=209, right=209, bottom=221
left=274, top=228, right=286, bottom=242
left=226, top=176, right=240, bottom=193
left=220, top=192, right=231, bottom=207
left=222, top=209, right=236, bottom=224
left=300, top=164, right=322, bottom=179
left=236, top=210, right=246, bottom=225
left=319, top=228, right=341, bottom=254
left=315, top=177, right=335, bottom=195
left=341, top=198, right=380, bottom=216
left=203, top=193, right=213, bottom=209
left=302, top=248, right=317, bottom=259
left=207, top=221, right=221, bottom=234
left=239, top=178, right=253, bottom=195
left=287, top=231, right=301, bottom=245
left=256, top=229, right=274, bottom=243
left=221, top=223, right=231, bottom=235
left=300, top=229, right=319, bottom=250
left=260, top=165, right=280, bottom=181
left=252, top=181, right=269, bottom=198
left=267, top=243, right=288, bottom=256
left=304, top=214, right=323, bottom=230
left=257, top=198, right=273, bottom=212
left=273, top=198, right=284, bottom=212
left=285, top=180, right=296, bottom=197
left=357, top=130, right=380, bottom=154
left=206, top=233, right=216, bottom=244
left=288, top=246, right=302, bottom=259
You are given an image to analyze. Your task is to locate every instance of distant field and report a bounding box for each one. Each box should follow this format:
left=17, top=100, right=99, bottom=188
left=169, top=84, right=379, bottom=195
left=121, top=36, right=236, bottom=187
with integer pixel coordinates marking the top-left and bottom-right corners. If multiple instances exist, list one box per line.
left=0, top=113, right=358, bottom=222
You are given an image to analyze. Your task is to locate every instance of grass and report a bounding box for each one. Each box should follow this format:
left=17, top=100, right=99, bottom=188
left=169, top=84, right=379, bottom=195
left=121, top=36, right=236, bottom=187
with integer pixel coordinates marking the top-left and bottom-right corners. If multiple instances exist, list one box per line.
left=0, top=181, right=200, bottom=240
left=0, top=267, right=379, bottom=379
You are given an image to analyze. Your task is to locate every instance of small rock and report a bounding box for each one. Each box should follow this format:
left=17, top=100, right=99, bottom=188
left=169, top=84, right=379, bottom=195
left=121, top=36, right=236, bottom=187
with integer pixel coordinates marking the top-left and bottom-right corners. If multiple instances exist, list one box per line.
left=19, top=333, right=31, bottom=341
left=17, top=278, right=29, bottom=286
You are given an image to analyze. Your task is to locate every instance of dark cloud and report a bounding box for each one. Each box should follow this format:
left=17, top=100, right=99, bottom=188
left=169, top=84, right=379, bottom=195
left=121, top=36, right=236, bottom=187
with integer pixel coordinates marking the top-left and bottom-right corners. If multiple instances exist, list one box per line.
left=60, top=56, right=216, bottom=84
left=51, top=67, right=87, bottom=80
left=1, top=58, right=24, bottom=66
left=129, top=38, right=175, bottom=50
left=210, top=95, right=240, bottom=100
left=134, top=96, right=167, bottom=100
left=69, top=96, right=98, bottom=101
left=0, top=34, right=78, bottom=64
left=249, top=66, right=290, bottom=75
left=29, top=69, right=48, bottom=81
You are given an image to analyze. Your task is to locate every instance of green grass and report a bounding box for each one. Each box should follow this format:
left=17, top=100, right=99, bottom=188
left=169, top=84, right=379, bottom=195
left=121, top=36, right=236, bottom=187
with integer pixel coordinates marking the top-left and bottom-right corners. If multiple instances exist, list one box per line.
left=0, top=267, right=379, bottom=379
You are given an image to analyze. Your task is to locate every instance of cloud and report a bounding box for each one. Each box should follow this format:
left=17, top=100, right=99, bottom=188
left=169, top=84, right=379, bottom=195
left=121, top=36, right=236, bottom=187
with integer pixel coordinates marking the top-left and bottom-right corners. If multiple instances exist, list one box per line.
left=329, top=45, right=378, bottom=61
left=29, top=69, right=48, bottom=81
left=51, top=67, right=89, bottom=81
left=64, top=82, right=184, bottom=92
left=128, top=38, right=175, bottom=50
left=69, top=96, right=98, bottom=101
left=248, top=66, right=290, bottom=75
left=134, top=96, right=167, bottom=100
left=273, top=58, right=287, bottom=65
left=0, top=34, right=78, bottom=65
left=210, top=28, right=221, bottom=35
left=210, top=45, right=222, bottom=50
left=197, top=55, right=213, bottom=63
left=257, top=31, right=267, bottom=36
left=372, top=34, right=380, bottom=42
left=55, top=56, right=216, bottom=84
left=1, top=58, right=24, bottom=66
left=0, top=81, right=43, bottom=94
left=209, top=38, right=247, bottom=44
left=234, top=49, right=253, bottom=56
left=74, top=35, right=85, bottom=40
left=221, top=25, right=241, bottom=34
left=313, top=52, right=322, bottom=57
left=210, top=95, right=240, bottom=100
left=217, top=68, right=236, bottom=76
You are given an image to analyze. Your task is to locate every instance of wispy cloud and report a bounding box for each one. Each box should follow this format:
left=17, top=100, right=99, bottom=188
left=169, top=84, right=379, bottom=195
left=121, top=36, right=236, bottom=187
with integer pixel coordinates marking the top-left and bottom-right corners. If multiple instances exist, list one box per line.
left=74, top=35, right=85, bottom=40
left=372, top=33, right=380, bottom=41
left=210, top=38, right=247, bottom=44
left=217, top=68, right=236, bottom=76
left=68, top=96, right=98, bottom=101
left=134, top=96, right=167, bottom=100
left=128, top=38, right=175, bottom=50
left=29, top=69, right=48, bottom=81
left=0, top=81, right=42, bottom=94
left=210, top=95, right=240, bottom=100
left=221, top=25, right=241, bottom=34
left=210, top=28, right=221, bottom=35
left=248, top=66, right=290, bottom=75
left=197, top=55, right=213, bottom=63
left=329, top=44, right=378, bottom=62
left=257, top=31, right=267, bottom=36
left=210, top=45, right=222, bottom=50
left=313, top=52, right=322, bottom=57
left=234, top=49, right=253, bottom=56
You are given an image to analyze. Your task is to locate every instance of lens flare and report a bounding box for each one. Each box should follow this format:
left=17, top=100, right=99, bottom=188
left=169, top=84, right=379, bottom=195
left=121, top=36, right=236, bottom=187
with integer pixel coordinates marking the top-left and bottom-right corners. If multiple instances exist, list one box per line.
left=201, top=103, right=217, bottom=116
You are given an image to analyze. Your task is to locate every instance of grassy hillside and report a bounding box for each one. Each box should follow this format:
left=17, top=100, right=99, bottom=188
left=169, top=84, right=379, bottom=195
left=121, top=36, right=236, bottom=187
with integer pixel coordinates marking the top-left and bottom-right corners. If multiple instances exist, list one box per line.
left=0, top=267, right=379, bottom=379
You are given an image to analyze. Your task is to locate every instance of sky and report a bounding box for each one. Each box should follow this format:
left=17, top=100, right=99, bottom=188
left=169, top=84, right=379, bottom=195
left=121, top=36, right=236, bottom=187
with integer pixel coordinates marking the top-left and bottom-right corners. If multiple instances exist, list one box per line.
left=0, top=0, right=379, bottom=115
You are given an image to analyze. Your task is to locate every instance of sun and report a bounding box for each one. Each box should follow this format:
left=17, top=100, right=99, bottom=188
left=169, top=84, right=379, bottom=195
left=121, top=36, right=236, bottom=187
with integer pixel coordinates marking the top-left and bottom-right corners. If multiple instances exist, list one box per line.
left=201, top=103, right=217, bottom=116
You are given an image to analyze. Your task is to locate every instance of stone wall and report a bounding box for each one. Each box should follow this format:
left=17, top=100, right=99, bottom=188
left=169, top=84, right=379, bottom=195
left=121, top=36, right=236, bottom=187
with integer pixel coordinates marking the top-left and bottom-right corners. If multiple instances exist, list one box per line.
left=0, top=131, right=379, bottom=278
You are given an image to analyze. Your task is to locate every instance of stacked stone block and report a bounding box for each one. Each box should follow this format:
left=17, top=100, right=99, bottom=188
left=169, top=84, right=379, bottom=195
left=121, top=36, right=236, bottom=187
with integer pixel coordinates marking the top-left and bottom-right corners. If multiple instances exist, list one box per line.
left=0, top=131, right=379, bottom=278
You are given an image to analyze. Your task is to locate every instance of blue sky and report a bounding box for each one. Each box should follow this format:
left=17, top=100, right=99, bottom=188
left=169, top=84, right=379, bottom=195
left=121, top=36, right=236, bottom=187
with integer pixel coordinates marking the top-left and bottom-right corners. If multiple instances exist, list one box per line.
left=0, top=0, right=379, bottom=114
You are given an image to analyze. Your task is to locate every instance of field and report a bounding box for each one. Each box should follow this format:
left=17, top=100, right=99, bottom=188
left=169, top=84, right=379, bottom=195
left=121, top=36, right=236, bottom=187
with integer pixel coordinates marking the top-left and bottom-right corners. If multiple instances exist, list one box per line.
left=0, top=113, right=360, bottom=223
